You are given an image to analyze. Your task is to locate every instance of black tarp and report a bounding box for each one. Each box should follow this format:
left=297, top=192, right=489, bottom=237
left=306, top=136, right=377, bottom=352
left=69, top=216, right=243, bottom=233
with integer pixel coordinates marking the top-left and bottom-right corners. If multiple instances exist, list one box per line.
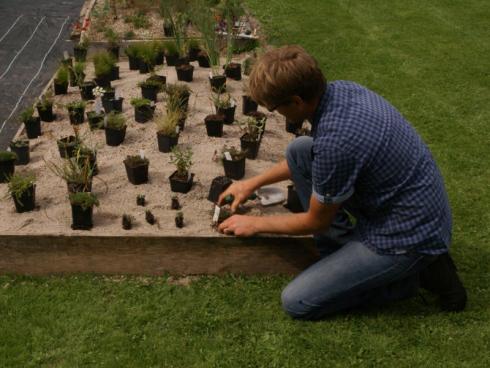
left=0, top=0, right=85, bottom=149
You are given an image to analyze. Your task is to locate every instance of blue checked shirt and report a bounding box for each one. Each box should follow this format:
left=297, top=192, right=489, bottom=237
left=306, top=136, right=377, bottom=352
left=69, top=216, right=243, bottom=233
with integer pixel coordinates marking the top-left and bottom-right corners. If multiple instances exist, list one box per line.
left=311, top=81, right=451, bottom=255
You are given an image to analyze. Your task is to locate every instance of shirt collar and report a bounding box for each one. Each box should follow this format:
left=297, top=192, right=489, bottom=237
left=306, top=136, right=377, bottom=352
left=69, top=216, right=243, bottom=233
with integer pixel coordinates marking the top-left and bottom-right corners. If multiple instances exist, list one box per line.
left=311, top=83, right=330, bottom=137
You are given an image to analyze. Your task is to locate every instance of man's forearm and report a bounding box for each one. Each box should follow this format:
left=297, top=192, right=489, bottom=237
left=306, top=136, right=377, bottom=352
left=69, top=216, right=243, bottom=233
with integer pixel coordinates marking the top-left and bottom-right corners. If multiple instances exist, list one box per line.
left=248, top=160, right=291, bottom=190
left=254, top=212, right=326, bottom=236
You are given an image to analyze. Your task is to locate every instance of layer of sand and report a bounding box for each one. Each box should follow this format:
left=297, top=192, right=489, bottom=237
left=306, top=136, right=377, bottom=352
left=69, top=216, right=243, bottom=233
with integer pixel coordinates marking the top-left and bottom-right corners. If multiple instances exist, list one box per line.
left=0, top=55, right=302, bottom=236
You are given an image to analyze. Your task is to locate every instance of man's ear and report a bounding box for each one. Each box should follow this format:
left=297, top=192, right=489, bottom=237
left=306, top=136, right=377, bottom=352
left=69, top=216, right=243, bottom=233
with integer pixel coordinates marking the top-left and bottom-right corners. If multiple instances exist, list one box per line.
left=290, top=95, right=304, bottom=106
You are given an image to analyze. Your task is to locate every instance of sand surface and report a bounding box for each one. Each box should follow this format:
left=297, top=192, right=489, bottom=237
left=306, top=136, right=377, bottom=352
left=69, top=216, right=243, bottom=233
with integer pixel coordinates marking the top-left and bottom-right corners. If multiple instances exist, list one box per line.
left=0, top=55, right=301, bottom=236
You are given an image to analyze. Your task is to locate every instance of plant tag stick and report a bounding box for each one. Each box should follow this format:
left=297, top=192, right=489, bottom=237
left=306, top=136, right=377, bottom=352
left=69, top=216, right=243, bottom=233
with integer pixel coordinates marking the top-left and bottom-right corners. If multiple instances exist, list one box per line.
left=212, top=205, right=221, bottom=223
left=140, top=150, right=145, bottom=159
left=224, top=151, right=232, bottom=161
left=63, top=51, right=70, bottom=60
left=176, top=126, right=180, bottom=134
left=95, top=99, right=102, bottom=114
left=115, top=90, right=120, bottom=100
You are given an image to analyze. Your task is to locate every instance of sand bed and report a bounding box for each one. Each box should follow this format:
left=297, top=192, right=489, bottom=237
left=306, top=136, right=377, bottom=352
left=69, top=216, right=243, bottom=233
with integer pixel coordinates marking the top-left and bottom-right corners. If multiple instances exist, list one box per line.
left=0, top=56, right=299, bottom=236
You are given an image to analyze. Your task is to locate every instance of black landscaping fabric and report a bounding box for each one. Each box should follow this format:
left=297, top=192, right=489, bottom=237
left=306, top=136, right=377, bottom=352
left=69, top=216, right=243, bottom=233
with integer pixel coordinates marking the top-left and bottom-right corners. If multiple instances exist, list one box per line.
left=0, top=0, right=85, bottom=149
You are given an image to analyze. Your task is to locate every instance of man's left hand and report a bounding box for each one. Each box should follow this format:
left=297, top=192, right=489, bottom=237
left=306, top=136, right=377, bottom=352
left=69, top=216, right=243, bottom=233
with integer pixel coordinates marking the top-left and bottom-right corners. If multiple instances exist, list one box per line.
left=218, top=215, right=259, bottom=237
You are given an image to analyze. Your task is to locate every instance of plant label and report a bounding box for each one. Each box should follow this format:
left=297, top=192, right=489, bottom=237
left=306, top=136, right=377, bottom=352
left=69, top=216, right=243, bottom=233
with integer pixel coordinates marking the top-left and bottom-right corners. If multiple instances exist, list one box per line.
left=63, top=51, right=70, bottom=60
left=224, top=152, right=232, bottom=161
left=176, top=126, right=180, bottom=134
left=95, top=100, right=102, bottom=114
left=139, top=150, right=145, bottom=159
left=115, top=90, right=120, bottom=99
left=212, top=205, right=220, bottom=223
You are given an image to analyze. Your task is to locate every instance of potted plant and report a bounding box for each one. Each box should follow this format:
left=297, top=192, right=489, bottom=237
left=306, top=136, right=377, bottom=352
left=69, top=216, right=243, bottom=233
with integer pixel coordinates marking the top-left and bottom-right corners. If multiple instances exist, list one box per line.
left=165, top=83, right=191, bottom=114
left=221, top=0, right=244, bottom=81
left=54, top=65, right=69, bottom=95
left=46, top=155, right=94, bottom=193
left=131, top=98, right=155, bottom=123
left=6, top=172, right=36, bottom=213
left=204, top=113, right=225, bottom=137
left=87, top=110, right=105, bottom=130
left=73, top=38, right=89, bottom=62
left=175, top=211, right=184, bottom=228
left=122, top=214, right=134, bottom=230
left=145, top=209, right=156, bottom=225
left=36, top=93, right=55, bottom=122
left=69, top=192, right=99, bottom=230
left=0, top=151, right=17, bottom=183
left=93, top=51, right=114, bottom=88
left=176, top=63, right=194, bottom=82
left=197, top=50, right=210, bottom=68
left=76, top=144, right=98, bottom=176
left=9, top=140, right=30, bottom=165
left=104, top=112, right=127, bottom=146
left=212, top=91, right=236, bottom=124
left=169, top=146, right=193, bottom=193
left=136, top=194, right=145, bottom=206
left=69, top=61, right=86, bottom=87
left=139, top=79, right=161, bottom=102
left=67, top=100, right=87, bottom=125
left=238, top=115, right=265, bottom=159
left=164, top=40, right=180, bottom=67
left=155, top=109, right=180, bottom=153
left=246, top=111, right=267, bottom=134
left=80, top=80, right=96, bottom=100
left=220, top=145, right=246, bottom=180
left=20, top=107, right=41, bottom=139
left=139, top=43, right=157, bottom=74
left=125, top=43, right=141, bottom=70
left=163, top=8, right=189, bottom=67
left=124, top=154, right=149, bottom=185
left=57, top=135, right=79, bottom=158
left=207, top=175, right=232, bottom=203
left=187, top=38, right=201, bottom=61
left=104, top=27, right=120, bottom=60
left=102, top=88, right=124, bottom=113
left=147, top=72, right=167, bottom=90
left=171, top=195, right=181, bottom=210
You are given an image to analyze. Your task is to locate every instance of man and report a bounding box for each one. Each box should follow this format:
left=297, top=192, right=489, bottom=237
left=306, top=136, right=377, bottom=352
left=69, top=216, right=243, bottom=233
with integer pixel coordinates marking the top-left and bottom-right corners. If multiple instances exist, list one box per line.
left=218, top=45, right=467, bottom=319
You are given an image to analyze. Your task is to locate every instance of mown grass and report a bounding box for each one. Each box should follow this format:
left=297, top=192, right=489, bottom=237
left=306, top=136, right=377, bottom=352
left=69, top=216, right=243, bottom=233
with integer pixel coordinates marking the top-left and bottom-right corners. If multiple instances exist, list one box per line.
left=1, top=0, right=490, bottom=366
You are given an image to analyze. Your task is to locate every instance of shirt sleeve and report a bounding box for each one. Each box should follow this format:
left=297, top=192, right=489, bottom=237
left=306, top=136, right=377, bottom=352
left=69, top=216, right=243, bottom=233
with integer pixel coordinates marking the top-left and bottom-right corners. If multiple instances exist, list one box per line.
left=312, top=140, right=358, bottom=204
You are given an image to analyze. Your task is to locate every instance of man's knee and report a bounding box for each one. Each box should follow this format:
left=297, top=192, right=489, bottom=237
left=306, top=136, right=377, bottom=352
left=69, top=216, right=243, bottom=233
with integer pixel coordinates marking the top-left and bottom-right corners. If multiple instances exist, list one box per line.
left=281, top=282, right=324, bottom=321
left=285, top=136, right=313, bottom=168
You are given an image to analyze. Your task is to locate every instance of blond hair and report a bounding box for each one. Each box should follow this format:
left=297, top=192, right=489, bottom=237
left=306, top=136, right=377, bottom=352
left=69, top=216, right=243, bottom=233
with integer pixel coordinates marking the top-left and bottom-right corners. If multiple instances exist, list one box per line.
left=249, top=45, right=326, bottom=110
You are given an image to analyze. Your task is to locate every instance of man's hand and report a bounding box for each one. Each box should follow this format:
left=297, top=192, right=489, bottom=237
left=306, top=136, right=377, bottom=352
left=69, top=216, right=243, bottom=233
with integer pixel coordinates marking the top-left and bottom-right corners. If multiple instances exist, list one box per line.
left=218, top=180, right=256, bottom=213
left=218, top=215, right=259, bottom=237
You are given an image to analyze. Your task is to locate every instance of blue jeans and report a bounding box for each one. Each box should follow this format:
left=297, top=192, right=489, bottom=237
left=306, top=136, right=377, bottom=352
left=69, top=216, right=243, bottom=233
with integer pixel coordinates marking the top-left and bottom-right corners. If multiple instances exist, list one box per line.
left=282, top=136, right=436, bottom=319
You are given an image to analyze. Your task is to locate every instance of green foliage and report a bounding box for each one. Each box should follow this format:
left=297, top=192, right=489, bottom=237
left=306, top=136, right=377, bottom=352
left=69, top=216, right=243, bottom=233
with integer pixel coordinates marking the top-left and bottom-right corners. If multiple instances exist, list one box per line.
left=124, top=30, right=135, bottom=40
left=221, top=145, right=246, bottom=161
left=155, top=109, right=180, bottom=136
left=92, top=51, right=115, bottom=77
left=139, top=42, right=158, bottom=67
left=138, top=79, right=161, bottom=88
left=165, top=83, right=190, bottom=112
left=163, top=40, right=179, bottom=56
left=130, top=97, right=152, bottom=107
left=69, top=192, right=99, bottom=210
left=9, top=139, right=29, bottom=148
left=237, top=116, right=264, bottom=141
left=19, top=107, right=34, bottom=123
left=105, top=111, right=126, bottom=130
left=186, top=38, right=200, bottom=51
left=127, top=12, right=150, bottom=29
left=0, top=151, right=17, bottom=162
left=104, top=27, right=120, bottom=45
left=55, top=66, right=69, bottom=85
left=124, top=155, right=149, bottom=167
left=45, top=155, right=93, bottom=186
left=66, top=100, right=87, bottom=110
left=170, top=146, right=192, bottom=177
left=124, top=43, right=142, bottom=58
left=6, top=172, right=35, bottom=203
left=36, top=93, right=53, bottom=111
left=212, top=90, right=233, bottom=109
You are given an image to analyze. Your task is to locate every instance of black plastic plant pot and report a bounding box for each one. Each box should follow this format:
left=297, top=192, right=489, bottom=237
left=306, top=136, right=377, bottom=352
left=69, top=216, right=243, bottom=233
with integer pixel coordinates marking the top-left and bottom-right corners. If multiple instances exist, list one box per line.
left=57, top=136, right=78, bottom=158
left=105, top=126, right=126, bottom=146
left=207, top=175, right=233, bottom=203
left=165, top=53, right=178, bottom=67
left=175, top=57, right=189, bottom=67
left=67, top=180, right=92, bottom=194
left=141, top=85, right=158, bottom=102
left=124, top=160, right=149, bottom=185
left=224, top=63, right=242, bottom=81
left=24, top=117, right=41, bottom=139
left=134, top=105, right=155, bottom=123
left=217, top=105, right=236, bottom=125
left=95, top=74, right=111, bottom=89
left=163, top=24, right=174, bottom=37
left=157, top=132, right=179, bottom=153
left=197, top=52, right=210, bottom=68
left=155, top=51, right=164, bottom=65
left=110, top=65, right=120, bottom=81
left=13, top=184, right=36, bottom=213
left=0, top=158, right=15, bottom=183
left=147, top=74, right=166, bottom=87
left=87, top=112, right=104, bottom=130
left=286, top=119, right=304, bottom=134
left=37, top=105, right=54, bottom=122
left=204, top=115, right=224, bottom=137
left=128, top=56, right=139, bottom=70
left=68, top=107, right=85, bottom=125
left=223, top=157, right=246, bottom=180
left=209, top=75, right=226, bottom=92
left=240, top=134, right=261, bottom=160
left=112, top=98, right=124, bottom=113
left=188, top=47, right=201, bottom=62
left=139, top=61, right=151, bottom=74
left=108, top=45, right=119, bottom=60
left=176, top=64, right=194, bottom=82
left=71, top=204, right=93, bottom=230
left=285, top=184, right=304, bottom=213
left=80, top=81, right=96, bottom=100
left=74, top=47, right=87, bottom=62
left=169, top=171, right=194, bottom=194
left=10, top=144, right=30, bottom=165
left=242, top=95, right=258, bottom=115
left=54, top=81, right=68, bottom=95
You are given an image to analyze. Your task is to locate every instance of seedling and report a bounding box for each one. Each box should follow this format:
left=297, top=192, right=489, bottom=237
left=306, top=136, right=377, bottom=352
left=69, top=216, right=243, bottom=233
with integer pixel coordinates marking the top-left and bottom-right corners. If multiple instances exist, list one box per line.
left=175, top=211, right=184, bottom=228
left=122, top=214, right=134, bottom=230
left=171, top=196, right=181, bottom=210
left=137, top=194, right=146, bottom=206
left=145, top=210, right=156, bottom=225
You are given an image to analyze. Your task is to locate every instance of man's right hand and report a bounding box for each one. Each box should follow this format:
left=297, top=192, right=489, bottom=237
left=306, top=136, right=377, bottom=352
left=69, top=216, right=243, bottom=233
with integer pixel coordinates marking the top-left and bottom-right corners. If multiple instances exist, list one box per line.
left=217, top=179, right=256, bottom=213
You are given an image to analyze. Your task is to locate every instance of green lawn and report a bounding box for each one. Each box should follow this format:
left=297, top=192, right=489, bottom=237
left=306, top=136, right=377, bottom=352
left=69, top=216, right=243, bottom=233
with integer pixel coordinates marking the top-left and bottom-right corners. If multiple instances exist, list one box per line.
left=1, top=0, right=490, bottom=366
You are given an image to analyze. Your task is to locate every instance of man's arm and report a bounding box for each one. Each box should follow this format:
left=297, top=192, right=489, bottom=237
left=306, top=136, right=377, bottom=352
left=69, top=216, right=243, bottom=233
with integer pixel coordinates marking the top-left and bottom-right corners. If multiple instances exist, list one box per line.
left=218, top=159, right=291, bottom=212
left=218, top=194, right=341, bottom=237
